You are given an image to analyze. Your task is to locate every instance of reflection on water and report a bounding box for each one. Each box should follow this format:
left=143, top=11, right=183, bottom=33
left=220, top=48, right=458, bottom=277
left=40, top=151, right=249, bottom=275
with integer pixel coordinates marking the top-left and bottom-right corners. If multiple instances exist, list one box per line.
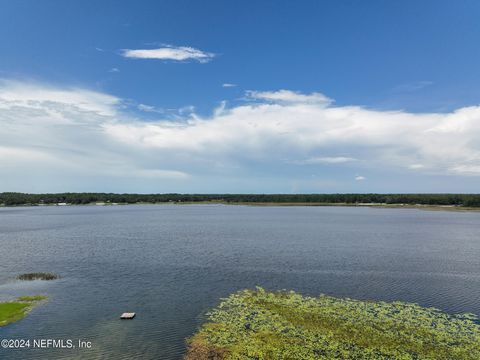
left=0, top=205, right=479, bottom=359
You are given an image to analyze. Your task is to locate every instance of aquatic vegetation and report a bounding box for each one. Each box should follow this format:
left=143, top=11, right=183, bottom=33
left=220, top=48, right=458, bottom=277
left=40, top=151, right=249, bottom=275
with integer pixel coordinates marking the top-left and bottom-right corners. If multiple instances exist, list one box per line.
left=0, top=296, right=48, bottom=327
left=16, top=295, right=48, bottom=302
left=17, top=272, right=58, bottom=281
left=186, top=288, right=480, bottom=359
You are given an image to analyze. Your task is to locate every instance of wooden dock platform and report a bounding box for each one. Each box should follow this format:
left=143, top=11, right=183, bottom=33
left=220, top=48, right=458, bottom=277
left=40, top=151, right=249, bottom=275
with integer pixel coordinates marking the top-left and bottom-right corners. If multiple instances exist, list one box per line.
left=120, top=312, right=136, bottom=319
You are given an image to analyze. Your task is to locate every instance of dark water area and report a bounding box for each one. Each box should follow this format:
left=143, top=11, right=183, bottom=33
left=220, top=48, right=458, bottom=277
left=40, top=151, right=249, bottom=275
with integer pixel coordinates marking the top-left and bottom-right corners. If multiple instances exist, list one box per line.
left=0, top=205, right=479, bottom=359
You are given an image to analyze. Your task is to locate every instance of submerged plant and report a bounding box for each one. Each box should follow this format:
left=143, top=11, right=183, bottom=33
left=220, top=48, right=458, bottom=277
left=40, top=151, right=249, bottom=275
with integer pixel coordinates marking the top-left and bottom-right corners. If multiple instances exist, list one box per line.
left=17, top=272, right=58, bottom=281
left=185, top=288, right=480, bottom=359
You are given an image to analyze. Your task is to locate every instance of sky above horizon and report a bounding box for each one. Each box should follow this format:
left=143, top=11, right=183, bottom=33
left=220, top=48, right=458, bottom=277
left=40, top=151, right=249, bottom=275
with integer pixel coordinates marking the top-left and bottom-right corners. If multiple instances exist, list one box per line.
left=1, top=0, right=480, bottom=193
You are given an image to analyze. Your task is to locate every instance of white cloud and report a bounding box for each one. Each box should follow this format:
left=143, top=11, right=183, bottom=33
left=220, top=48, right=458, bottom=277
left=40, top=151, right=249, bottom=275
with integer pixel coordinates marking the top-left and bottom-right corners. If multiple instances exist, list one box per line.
left=247, top=89, right=333, bottom=105
left=137, top=103, right=164, bottom=113
left=294, top=157, right=357, bottom=165
left=138, top=103, right=155, bottom=112
left=3, top=82, right=480, bottom=192
left=0, top=79, right=119, bottom=116
left=134, top=169, right=189, bottom=179
left=0, top=80, right=188, bottom=188
left=109, top=67, right=120, bottom=73
left=222, top=83, right=237, bottom=88
left=449, top=164, right=480, bottom=175
left=0, top=146, right=56, bottom=163
left=122, top=45, right=215, bottom=63
left=178, top=105, right=195, bottom=115
left=355, top=175, right=366, bottom=181
left=104, top=89, right=480, bottom=177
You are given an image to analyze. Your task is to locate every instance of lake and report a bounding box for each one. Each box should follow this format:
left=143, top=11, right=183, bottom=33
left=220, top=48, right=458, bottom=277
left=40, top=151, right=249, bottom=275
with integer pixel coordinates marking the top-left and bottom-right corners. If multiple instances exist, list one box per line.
left=0, top=205, right=479, bottom=359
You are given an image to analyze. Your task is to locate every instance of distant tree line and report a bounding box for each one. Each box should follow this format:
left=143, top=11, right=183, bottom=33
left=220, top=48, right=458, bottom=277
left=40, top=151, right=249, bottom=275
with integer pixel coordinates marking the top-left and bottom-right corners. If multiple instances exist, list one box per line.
left=1, top=192, right=480, bottom=207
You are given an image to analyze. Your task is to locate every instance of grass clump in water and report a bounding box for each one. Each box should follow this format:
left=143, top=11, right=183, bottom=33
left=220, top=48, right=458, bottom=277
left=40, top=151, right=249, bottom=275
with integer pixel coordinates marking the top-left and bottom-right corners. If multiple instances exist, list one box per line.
left=16, top=295, right=48, bottom=302
left=185, top=288, right=480, bottom=360
left=0, top=295, right=48, bottom=327
left=17, top=272, right=58, bottom=281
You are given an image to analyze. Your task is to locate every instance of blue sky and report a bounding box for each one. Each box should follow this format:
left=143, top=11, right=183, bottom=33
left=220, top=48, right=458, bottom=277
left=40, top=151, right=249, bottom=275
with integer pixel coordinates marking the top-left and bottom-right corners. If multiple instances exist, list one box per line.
left=1, top=0, right=480, bottom=193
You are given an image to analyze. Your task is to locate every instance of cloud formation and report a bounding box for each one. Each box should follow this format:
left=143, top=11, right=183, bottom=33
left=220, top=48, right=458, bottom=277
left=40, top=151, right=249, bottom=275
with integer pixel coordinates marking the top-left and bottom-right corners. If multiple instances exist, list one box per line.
left=122, top=45, right=215, bottom=63
left=247, top=89, right=333, bottom=105
left=0, top=79, right=119, bottom=116
left=2, top=80, right=480, bottom=192
left=0, top=80, right=189, bottom=192
left=294, top=157, right=357, bottom=165
left=137, top=103, right=164, bottom=113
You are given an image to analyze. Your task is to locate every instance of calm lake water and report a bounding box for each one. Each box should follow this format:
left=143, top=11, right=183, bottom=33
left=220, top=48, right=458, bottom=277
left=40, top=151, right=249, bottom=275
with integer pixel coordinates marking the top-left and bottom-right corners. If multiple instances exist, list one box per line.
left=0, top=205, right=479, bottom=359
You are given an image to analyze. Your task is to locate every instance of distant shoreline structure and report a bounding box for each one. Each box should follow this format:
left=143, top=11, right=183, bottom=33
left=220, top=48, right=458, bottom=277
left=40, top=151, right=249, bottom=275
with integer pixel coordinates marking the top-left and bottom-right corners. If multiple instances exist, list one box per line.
left=1, top=192, right=480, bottom=210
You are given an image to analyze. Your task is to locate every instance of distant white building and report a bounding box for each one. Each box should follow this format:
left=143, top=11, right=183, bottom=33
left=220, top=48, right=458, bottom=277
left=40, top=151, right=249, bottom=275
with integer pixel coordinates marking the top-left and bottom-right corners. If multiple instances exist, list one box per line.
left=57, top=202, right=68, bottom=206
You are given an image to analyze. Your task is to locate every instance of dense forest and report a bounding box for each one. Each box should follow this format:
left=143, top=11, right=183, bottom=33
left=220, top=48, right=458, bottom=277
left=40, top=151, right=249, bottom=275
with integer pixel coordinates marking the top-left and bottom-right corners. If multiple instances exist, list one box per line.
left=1, top=192, right=480, bottom=207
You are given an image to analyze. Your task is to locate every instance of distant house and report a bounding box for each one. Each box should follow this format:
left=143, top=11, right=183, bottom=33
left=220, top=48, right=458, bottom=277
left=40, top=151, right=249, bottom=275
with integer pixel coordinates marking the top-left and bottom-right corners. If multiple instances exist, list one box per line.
left=57, top=202, right=68, bottom=206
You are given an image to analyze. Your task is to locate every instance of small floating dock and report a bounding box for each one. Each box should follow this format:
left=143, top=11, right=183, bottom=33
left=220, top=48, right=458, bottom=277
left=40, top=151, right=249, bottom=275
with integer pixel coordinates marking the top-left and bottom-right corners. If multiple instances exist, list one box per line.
left=120, top=312, right=136, bottom=319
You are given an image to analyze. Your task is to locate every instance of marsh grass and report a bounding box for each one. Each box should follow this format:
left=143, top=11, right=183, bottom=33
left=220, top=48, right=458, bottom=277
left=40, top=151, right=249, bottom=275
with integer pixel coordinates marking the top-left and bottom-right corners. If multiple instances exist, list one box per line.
left=185, top=288, right=480, bottom=359
left=16, top=295, right=48, bottom=302
left=17, top=272, right=58, bottom=281
left=0, top=295, right=48, bottom=327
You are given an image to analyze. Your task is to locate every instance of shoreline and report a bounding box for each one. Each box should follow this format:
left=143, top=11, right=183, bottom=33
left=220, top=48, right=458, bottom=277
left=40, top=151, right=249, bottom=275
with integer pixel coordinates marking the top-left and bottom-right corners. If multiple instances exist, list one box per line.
left=0, top=296, right=47, bottom=327
left=1, top=201, right=480, bottom=212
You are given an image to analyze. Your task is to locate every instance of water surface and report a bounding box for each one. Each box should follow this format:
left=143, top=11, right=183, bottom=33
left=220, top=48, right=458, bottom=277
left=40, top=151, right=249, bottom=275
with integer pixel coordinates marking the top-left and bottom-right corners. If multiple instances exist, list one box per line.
left=0, top=205, right=479, bottom=359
